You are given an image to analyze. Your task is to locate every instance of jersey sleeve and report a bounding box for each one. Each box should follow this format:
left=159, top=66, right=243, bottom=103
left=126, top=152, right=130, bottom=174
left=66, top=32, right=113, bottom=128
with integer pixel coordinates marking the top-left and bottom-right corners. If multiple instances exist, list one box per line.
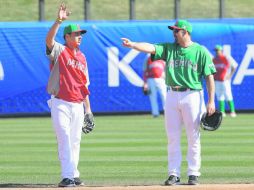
left=151, top=43, right=168, bottom=60
left=85, top=64, right=90, bottom=87
left=82, top=55, right=90, bottom=88
left=46, top=42, right=65, bottom=63
left=201, top=47, right=217, bottom=76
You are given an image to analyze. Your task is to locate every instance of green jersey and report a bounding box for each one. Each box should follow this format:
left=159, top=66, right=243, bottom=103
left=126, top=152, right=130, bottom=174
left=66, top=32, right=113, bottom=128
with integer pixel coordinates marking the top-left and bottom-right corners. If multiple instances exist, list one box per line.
left=152, top=42, right=216, bottom=90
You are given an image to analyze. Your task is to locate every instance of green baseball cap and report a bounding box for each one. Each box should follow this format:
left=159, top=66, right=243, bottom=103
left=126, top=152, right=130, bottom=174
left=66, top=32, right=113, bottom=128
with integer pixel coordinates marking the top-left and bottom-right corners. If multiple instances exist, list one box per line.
left=64, top=24, right=87, bottom=35
left=168, top=20, right=192, bottom=33
left=214, top=45, right=223, bottom=51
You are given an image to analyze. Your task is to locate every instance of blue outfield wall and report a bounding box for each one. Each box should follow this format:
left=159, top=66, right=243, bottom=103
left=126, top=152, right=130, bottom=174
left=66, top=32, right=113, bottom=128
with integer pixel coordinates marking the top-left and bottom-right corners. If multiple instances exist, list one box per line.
left=1, top=19, right=254, bottom=115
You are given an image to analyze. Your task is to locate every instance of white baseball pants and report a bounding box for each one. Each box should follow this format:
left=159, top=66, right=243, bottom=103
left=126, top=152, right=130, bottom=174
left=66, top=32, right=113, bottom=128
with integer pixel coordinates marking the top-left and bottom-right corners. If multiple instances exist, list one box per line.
left=147, top=78, right=167, bottom=116
left=215, top=80, right=233, bottom=101
left=164, top=89, right=206, bottom=177
left=50, top=97, right=84, bottom=179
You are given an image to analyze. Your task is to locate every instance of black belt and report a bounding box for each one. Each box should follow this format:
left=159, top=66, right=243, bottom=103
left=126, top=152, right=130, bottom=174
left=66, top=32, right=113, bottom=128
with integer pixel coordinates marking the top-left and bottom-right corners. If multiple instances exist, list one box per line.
left=168, top=87, right=194, bottom=92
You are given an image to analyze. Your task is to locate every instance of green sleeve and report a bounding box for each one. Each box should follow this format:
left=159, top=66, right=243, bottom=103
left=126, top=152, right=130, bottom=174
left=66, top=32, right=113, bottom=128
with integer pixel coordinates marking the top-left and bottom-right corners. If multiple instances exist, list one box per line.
left=151, top=43, right=168, bottom=61
left=202, top=47, right=216, bottom=76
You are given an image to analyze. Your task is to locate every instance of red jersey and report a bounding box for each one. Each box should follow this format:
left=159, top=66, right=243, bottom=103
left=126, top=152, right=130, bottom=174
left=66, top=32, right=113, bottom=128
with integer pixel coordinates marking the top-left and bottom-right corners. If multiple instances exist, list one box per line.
left=143, top=57, right=165, bottom=82
left=213, top=54, right=230, bottom=81
left=47, top=42, right=90, bottom=103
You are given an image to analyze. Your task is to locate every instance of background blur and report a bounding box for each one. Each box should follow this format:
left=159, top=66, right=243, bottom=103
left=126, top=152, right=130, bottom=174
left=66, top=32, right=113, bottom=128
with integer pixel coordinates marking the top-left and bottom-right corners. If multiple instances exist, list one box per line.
left=1, top=0, right=254, bottom=21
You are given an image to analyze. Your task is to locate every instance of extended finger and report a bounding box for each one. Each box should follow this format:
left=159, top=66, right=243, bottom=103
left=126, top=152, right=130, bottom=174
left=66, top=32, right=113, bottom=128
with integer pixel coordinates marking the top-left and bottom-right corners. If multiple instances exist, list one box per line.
left=121, top=37, right=129, bottom=42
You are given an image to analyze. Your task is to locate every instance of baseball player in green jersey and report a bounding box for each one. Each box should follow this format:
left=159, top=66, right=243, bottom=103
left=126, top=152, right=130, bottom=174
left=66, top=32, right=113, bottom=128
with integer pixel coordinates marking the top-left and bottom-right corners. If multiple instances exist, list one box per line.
left=121, top=20, right=216, bottom=185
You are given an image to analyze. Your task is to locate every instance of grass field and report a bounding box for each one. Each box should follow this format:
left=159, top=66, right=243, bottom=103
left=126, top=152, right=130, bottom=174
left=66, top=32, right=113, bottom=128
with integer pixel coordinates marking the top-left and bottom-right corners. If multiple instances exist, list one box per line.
left=0, top=113, right=254, bottom=187
left=0, top=0, right=254, bottom=21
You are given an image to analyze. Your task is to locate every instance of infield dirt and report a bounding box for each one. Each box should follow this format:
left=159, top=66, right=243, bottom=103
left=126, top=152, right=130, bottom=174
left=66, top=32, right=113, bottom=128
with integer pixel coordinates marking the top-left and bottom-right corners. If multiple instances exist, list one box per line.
left=1, top=184, right=254, bottom=190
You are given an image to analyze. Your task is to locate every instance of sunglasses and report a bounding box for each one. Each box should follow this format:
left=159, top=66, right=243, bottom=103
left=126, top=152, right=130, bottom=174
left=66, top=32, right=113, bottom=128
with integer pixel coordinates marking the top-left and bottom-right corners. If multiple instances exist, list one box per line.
left=173, top=29, right=182, bottom=33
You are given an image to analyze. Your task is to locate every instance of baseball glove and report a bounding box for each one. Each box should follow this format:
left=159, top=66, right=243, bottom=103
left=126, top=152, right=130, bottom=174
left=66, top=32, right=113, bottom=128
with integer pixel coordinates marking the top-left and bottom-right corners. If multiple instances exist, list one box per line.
left=200, top=110, right=222, bottom=131
left=82, top=113, right=95, bottom=134
left=142, top=87, right=151, bottom=95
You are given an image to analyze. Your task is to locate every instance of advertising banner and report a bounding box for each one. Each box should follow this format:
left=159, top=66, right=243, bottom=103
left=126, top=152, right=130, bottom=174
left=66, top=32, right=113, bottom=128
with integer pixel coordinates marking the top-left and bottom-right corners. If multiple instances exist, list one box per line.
left=1, top=19, right=254, bottom=115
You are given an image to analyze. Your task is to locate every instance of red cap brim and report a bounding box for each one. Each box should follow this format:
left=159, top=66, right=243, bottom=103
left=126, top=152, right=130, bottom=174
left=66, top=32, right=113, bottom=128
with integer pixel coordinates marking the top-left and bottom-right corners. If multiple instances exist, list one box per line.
left=168, top=26, right=182, bottom=30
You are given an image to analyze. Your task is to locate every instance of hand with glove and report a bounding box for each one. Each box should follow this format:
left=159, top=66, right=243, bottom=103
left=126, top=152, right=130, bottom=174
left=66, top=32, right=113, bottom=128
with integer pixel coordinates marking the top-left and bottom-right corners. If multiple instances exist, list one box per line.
left=143, top=83, right=151, bottom=95
left=200, top=110, right=222, bottom=131
left=82, top=112, right=95, bottom=134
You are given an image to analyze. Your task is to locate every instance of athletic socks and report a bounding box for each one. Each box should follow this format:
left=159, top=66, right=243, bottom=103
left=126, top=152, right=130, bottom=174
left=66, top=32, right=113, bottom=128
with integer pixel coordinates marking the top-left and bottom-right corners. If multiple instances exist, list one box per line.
left=228, top=100, right=236, bottom=113
left=219, top=100, right=225, bottom=113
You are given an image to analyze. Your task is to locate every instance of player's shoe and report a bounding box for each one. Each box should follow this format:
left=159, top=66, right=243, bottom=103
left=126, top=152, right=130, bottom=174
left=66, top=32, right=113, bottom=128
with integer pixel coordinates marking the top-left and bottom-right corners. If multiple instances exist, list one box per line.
left=74, top=177, right=85, bottom=186
left=222, top=112, right=226, bottom=117
left=230, top=112, right=237, bottom=118
left=164, top=175, right=180, bottom=185
left=188, top=175, right=199, bottom=185
left=58, top=178, right=76, bottom=187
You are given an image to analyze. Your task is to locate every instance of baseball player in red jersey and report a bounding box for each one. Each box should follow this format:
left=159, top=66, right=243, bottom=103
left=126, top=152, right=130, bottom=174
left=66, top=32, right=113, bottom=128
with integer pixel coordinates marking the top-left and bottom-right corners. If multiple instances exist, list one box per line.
left=213, top=45, right=237, bottom=117
left=143, top=56, right=166, bottom=117
left=45, top=3, right=92, bottom=187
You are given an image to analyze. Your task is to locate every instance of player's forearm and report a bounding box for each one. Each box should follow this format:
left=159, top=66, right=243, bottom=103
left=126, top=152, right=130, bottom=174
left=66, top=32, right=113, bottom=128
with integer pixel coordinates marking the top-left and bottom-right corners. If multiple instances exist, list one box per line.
left=229, top=67, right=237, bottom=78
left=84, top=96, right=92, bottom=113
left=132, top=42, right=156, bottom=54
left=121, top=38, right=155, bottom=54
left=206, top=75, right=215, bottom=104
left=205, top=75, right=216, bottom=115
left=46, top=19, right=62, bottom=49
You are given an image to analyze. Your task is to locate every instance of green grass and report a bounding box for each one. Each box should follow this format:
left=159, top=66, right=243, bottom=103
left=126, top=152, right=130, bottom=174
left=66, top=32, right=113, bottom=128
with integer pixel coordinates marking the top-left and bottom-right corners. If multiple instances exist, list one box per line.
left=0, top=0, right=254, bottom=21
left=0, top=114, right=254, bottom=186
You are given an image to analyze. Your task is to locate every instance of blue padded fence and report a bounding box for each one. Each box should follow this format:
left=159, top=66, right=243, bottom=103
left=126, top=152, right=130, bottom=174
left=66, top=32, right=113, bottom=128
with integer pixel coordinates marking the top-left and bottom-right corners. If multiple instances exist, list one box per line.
left=1, top=19, right=254, bottom=115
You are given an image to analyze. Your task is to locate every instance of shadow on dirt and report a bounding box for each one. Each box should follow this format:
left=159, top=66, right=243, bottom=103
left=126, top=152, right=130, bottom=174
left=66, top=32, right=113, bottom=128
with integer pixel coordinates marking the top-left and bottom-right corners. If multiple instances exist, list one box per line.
left=0, top=183, right=56, bottom=188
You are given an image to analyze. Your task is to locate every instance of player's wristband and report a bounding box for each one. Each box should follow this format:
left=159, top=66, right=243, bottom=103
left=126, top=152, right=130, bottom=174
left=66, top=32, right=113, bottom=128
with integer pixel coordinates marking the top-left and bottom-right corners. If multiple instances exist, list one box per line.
left=56, top=18, right=63, bottom=24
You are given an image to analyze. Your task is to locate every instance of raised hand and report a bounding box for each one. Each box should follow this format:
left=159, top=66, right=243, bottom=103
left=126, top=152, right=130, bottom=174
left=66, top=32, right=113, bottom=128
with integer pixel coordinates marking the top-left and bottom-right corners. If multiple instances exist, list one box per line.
left=58, top=3, right=71, bottom=21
